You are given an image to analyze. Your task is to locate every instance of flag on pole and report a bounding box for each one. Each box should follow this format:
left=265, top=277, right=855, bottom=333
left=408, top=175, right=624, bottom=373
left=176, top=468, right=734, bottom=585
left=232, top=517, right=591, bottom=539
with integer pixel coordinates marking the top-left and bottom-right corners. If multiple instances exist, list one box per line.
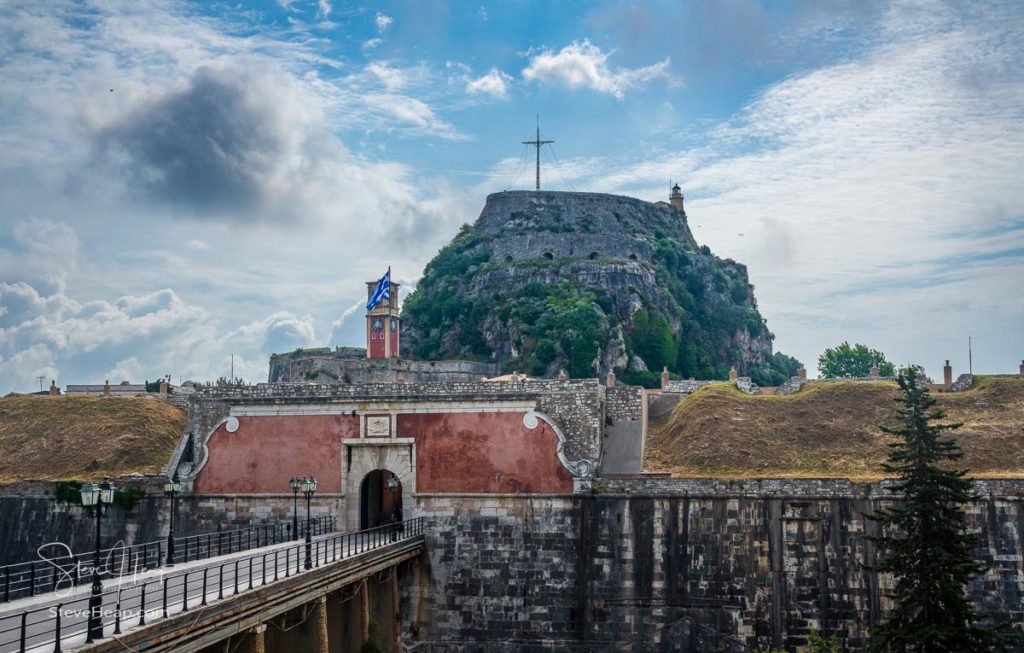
left=366, top=268, right=391, bottom=311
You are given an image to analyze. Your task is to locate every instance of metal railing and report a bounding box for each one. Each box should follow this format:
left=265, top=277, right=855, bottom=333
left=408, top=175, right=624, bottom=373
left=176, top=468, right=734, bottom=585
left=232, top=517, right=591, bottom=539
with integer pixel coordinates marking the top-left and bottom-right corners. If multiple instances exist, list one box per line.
left=0, top=517, right=333, bottom=604
left=0, top=518, right=422, bottom=653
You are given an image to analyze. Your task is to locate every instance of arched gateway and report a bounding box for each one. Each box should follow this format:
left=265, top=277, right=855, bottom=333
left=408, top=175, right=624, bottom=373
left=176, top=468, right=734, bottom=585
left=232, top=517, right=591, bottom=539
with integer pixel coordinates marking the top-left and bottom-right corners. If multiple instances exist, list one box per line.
left=359, top=469, right=403, bottom=529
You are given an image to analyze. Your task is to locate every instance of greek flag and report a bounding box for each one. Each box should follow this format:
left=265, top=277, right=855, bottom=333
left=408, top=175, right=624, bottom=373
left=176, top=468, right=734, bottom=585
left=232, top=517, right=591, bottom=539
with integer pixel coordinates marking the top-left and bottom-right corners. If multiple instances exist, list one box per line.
left=366, top=268, right=391, bottom=311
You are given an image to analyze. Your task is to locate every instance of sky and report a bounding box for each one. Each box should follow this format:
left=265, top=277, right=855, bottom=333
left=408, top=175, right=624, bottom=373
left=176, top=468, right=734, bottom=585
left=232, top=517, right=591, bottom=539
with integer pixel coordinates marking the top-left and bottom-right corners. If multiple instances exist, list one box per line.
left=0, top=0, right=1022, bottom=392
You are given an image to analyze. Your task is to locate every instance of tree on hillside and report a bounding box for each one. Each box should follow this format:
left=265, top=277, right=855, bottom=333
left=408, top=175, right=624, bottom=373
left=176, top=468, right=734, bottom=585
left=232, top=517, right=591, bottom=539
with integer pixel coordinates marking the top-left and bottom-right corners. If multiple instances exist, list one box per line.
left=818, top=341, right=895, bottom=378
left=868, top=367, right=1011, bottom=652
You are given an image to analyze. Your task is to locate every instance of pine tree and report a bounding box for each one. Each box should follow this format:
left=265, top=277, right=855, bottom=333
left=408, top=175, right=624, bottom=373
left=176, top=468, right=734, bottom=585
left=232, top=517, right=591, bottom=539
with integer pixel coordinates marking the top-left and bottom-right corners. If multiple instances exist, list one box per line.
left=868, top=368, right=1007, bottom=652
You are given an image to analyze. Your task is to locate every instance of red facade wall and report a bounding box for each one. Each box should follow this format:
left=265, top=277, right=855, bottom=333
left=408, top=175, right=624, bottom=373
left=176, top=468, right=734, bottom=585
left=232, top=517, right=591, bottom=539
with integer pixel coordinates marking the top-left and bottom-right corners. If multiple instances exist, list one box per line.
left=401, top=412, right=573, bottom=493
left=193, top=415, right=358, bottom=494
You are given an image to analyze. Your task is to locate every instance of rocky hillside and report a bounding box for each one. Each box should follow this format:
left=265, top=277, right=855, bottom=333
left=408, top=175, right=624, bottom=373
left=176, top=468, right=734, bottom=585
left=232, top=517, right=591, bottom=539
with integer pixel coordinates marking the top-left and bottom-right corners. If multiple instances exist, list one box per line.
left=402, top=191, right=799, bottom=385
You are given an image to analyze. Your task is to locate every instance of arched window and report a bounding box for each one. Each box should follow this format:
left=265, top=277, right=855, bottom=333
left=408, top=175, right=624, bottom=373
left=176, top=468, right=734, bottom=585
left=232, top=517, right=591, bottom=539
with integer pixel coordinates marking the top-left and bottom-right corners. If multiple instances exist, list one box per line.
left=504, top=255, right=514, bottom=263
left=589, top=252, right=599, bottom=260
left=542, top=252, right=554, bottom=261
left=629, top=253, right=638, bottom=261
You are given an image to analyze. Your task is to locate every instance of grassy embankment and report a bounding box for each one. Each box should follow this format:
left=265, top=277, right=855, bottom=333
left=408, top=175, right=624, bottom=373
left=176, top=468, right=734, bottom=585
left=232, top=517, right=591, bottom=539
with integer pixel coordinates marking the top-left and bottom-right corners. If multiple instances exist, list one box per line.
left=645, top=376, right=1024, bottom=481
left=0, top=396, right=186, bottom=483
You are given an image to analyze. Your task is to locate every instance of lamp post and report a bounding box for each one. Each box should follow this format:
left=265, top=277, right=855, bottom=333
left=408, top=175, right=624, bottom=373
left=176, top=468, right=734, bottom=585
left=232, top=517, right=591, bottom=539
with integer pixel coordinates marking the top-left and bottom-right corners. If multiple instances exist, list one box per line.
left=163, top=474, right=181, bottom=566
left=289, top=477, right=301, bottom=541
left=301, top=476, right=317, bottom=570
left=80, top=477, right=115, bottom=643
left=387, top=473, right=400, bottom=541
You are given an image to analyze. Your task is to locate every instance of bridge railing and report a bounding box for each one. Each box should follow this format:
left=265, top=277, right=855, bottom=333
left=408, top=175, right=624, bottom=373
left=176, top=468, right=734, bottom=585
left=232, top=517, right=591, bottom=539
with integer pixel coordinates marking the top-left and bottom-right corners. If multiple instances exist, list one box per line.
left=0, top=517, right=422, bottom=653
left=0, top=517, right=334, bottom=604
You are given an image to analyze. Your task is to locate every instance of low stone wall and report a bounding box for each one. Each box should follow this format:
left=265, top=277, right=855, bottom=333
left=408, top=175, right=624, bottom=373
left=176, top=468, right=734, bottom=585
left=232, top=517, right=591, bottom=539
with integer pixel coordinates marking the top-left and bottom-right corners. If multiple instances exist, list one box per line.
left=777, top=376, right=898, bottom=396
left=606, top=385, right=642, bottom=421
left=662, top=380, right=719, bottom=394
left=268, top=353, right=499, bottom=384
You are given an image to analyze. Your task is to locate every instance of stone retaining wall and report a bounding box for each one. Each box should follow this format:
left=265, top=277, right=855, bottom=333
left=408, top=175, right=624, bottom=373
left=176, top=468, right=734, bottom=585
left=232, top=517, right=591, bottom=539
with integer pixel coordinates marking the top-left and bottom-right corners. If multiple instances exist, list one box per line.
left=402, top=483, right=1024, bottom=652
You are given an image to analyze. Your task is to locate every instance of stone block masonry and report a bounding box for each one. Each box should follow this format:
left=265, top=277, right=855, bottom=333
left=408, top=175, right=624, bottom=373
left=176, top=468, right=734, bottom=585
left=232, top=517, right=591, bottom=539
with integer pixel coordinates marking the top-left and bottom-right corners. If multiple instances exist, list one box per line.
left=402, top=482, right=1024, bottom=652
left=606, top=385, right=643, bottom=421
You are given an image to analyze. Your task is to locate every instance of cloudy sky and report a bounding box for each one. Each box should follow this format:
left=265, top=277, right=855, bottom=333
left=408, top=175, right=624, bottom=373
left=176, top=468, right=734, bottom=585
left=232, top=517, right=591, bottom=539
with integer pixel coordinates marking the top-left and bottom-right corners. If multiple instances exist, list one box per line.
left=1, top=0, right=1021, bottom=391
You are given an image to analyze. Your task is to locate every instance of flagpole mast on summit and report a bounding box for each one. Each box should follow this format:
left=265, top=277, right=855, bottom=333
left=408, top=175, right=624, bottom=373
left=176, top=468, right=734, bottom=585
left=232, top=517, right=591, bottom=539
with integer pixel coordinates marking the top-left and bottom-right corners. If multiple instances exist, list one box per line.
left=522, top=115, right=553, bottom=191
left=385, top=266, right=392, bottom=360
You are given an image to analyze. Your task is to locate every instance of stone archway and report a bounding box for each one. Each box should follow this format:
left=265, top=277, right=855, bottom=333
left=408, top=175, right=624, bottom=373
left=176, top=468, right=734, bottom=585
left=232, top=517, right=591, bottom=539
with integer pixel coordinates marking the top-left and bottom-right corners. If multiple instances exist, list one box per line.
left=344, top=442, right=414, bottom=531
left=359, top=469, right=403, bottom=529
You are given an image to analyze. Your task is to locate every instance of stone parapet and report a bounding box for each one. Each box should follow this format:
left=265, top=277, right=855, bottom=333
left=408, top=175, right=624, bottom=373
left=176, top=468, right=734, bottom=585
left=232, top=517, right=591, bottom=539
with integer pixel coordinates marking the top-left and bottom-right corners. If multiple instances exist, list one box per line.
left=592, top=476, right=1024, bottom=499
left=777, top=375, right=897, bottom=395
left=605, top=384, right=643, bottom=421
left=661, top=379, right=719, bottom=394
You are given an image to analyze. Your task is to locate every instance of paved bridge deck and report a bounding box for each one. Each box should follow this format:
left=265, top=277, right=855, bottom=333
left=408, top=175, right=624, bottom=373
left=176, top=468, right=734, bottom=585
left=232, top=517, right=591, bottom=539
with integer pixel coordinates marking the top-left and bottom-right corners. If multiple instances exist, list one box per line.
left=0, top=520, right=424, bottom=652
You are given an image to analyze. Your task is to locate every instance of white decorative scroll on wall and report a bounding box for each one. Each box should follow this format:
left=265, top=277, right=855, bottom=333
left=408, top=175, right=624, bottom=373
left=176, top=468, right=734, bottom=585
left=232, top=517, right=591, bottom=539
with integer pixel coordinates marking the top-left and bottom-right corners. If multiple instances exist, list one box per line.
left=366, top=415, right=391, bottom=437
left=523, top=410, right=594, bottom=479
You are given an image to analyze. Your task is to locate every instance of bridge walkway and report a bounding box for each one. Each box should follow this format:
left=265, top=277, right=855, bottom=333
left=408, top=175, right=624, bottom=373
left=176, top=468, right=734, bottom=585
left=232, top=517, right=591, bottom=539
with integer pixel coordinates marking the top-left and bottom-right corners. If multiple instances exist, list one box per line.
left=0, top=519, right=424, bottom=652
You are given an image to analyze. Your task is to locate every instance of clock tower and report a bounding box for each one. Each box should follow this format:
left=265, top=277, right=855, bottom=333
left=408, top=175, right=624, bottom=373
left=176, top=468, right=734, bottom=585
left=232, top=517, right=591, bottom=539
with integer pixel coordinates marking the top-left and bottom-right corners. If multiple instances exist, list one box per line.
left=366, top=279, right=400, bottom=359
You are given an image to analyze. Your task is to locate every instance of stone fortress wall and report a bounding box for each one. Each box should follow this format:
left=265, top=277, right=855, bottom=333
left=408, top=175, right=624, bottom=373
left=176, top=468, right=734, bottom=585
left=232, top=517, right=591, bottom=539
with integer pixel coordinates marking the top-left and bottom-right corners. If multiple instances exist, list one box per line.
left=268, top=348, right=499, bottom=384
left=489, top=233, right=654, bottom=264
left=476, top=190, right=689, bottom=235
left=405, top=481, right=1024, bottom=652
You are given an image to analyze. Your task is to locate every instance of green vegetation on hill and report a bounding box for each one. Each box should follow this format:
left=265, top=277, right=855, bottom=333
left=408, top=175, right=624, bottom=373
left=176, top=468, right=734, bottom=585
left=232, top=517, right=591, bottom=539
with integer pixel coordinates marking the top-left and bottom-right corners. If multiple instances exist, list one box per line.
left=401, top=193, right=800, bottom=384
left=0, top=396, right=186, bottom=483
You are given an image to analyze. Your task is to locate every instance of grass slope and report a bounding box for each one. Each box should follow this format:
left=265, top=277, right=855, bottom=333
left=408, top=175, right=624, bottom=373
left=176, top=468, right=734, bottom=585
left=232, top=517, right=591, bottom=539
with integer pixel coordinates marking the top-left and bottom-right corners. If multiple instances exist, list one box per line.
left=0, top=396, right=186, bottom=482
left=645, top=376, right=1024, bottom=480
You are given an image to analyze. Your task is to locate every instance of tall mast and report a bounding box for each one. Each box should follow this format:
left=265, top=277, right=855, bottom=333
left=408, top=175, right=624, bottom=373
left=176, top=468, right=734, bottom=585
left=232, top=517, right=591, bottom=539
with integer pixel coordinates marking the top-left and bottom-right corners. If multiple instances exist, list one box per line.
left=522, top=115, right=554, bottom=191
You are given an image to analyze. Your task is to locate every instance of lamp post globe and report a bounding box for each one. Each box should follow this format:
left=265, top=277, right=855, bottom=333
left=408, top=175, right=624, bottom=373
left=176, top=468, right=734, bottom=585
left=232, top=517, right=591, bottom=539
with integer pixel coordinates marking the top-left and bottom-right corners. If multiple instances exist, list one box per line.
left=163, top=474, right=181, bottom=566
left=302, top=476, right=317, bottom=570
left=81, top=477, right=115, bottom=643
left=289, top=476, right=301, bottom=541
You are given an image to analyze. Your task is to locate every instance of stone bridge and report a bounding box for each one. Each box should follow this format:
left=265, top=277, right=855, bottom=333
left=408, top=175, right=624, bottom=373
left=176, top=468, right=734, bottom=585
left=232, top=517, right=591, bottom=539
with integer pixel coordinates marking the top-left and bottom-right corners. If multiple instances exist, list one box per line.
left=0, top=520, right=424, bottom=653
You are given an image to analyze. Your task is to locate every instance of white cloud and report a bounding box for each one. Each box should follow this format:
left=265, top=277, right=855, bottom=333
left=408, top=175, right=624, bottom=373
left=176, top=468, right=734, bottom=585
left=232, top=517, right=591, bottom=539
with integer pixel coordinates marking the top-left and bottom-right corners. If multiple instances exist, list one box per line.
left=560, top=1, right=1024, bottom=374
left=466, top=68, right=512, bottom=98
left=318, top=0, right=331, bottom=19
left=362, top=37, right=382, bottom=50
left=365, top=61, right=405, bottom=90
left=105, top=357, right=146, bottom=384
left=375, top=14, right=393, bottom=34
left=522, top=39, right=671, bottom=99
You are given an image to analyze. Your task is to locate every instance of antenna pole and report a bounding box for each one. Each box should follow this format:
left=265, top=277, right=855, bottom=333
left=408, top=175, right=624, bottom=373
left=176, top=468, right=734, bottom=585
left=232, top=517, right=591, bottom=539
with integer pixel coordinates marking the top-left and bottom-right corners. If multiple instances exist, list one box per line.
left=969, top=336, right=973, bottom=374
left=522, top=115, right=554, bottom=191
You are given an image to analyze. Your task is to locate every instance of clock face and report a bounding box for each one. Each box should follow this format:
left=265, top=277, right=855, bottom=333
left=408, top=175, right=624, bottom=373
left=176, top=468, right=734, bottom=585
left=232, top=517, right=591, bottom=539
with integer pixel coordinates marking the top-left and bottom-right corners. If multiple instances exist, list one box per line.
left=372, top=318, right=384, bottom=330
left=390, top=318, right=397, bottom=332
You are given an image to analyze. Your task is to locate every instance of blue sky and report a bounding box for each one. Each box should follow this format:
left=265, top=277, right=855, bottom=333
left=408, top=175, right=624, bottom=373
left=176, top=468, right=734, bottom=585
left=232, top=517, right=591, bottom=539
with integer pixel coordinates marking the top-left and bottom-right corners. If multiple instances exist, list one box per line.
left=0, top=0, right=1022, bottom=391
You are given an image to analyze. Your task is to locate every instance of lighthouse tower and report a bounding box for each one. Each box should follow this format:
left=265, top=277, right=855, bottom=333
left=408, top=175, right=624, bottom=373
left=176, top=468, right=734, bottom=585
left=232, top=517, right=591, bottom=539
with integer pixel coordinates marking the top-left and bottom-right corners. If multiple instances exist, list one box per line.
left=366, top=279, right=400, bottom=359
left=669, top=183, right=685, bottom=213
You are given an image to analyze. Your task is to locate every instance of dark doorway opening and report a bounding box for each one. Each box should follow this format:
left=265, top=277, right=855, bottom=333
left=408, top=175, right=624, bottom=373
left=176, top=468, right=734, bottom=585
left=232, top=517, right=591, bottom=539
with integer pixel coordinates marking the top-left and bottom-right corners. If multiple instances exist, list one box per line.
left=359, top=469, right=403, bottom=530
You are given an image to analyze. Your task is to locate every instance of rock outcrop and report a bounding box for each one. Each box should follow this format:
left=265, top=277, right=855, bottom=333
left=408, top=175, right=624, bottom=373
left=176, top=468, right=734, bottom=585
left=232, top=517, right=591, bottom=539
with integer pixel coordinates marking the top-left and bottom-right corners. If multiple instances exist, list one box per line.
left=401, top=191, right=798, bottom=384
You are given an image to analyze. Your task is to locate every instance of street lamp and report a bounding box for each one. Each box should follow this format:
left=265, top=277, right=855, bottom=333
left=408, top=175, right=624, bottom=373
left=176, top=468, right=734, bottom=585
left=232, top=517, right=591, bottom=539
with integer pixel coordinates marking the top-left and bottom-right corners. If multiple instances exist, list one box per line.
left=301, top=476, right=318, bottom=570
left=387, top=473, right=400, bottom=541
left=289, top=476, right=302, bottom=541
left=80, top=477, right=116, bottom=643
left=163, top=474, right=181, bottom=566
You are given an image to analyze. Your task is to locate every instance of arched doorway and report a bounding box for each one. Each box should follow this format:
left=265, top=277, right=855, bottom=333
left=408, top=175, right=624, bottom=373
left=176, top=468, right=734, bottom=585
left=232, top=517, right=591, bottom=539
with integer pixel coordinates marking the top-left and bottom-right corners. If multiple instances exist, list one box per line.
left=359, top=469, right=403, bottom=530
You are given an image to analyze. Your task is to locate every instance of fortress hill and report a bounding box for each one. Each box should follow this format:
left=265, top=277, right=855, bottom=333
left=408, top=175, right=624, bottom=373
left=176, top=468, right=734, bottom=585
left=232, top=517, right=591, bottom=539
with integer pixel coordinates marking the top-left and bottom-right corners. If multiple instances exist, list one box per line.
left=2, top=185, right=1023, bottom=652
